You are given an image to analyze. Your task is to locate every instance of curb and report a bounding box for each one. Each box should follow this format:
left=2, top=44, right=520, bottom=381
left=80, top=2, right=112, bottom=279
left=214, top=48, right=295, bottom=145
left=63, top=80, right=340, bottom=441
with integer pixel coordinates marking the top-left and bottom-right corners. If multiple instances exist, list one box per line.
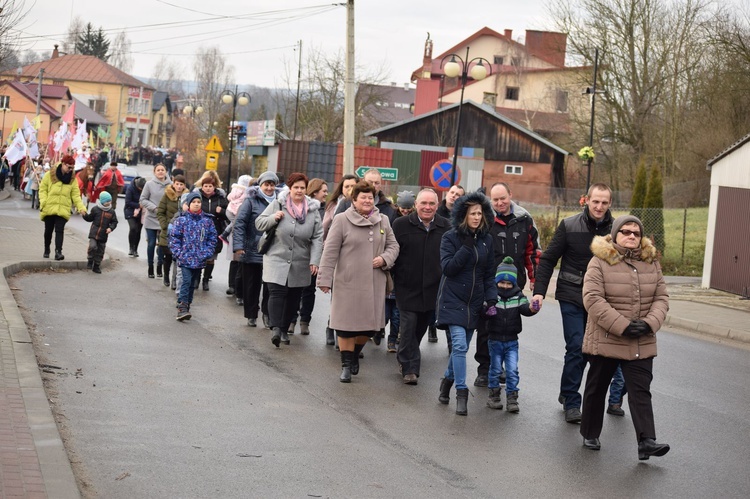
left=664, top=314, right=750, bottom=344
left=0, top=267, right=81, bottom=499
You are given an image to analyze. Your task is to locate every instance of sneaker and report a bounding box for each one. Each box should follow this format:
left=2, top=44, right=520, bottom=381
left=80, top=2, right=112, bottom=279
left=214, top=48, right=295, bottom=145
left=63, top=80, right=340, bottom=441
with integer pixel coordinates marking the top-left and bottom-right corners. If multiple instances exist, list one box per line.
left=176, top=305, right=192, bottom=322
left=607, top=404, right=625, bottom=416
left=473, top=374, right=489, bottom=387
left=387, top=341, right=397, bottom=353
left=403, top=373, right=418, bottom=385
left=226, top=287, right=235, bottom=295
left=565, top=408, right=582, bottom=424
left=247, top=318, right=257, bottom=327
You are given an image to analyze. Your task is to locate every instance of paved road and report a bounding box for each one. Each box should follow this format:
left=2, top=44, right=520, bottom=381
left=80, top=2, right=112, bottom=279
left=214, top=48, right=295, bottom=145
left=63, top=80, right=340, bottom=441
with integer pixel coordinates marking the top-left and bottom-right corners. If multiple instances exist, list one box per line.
left=4, top=185, right=750, bottom=498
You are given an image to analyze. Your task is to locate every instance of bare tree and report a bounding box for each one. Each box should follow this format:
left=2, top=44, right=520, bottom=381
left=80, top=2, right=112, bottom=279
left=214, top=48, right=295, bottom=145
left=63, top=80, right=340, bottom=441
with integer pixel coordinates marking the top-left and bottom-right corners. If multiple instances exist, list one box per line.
left=109, top=30, right=133, bottom=73
left=62, top=16, right=85, bottom=55
left=0, top=0, right=31, bottom=70
left=193, top=46, right=235, bottom=138
left=149, top=56, right=185, bottom=97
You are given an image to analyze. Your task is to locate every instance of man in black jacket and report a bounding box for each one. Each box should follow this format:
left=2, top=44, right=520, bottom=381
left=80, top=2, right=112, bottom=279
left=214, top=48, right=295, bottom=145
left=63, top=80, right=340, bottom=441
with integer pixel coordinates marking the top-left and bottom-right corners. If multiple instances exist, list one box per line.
left=392, top=189, right=450, bottom=385
left=436, top=184, right=464, bottom=219
left=532, top=183, right=614, bottom=424
left=474, top=182, right=541, bottom=387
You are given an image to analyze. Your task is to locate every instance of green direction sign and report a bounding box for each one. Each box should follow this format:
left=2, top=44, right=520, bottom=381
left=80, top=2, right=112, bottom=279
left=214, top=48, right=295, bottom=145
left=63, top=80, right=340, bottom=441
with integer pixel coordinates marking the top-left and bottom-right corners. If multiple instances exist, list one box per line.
left=355, top=166, right=399, bottom=181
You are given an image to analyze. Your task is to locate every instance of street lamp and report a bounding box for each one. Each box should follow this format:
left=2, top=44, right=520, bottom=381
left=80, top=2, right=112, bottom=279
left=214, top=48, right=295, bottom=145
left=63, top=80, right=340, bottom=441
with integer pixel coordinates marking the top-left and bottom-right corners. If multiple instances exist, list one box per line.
left=182, top=99, right=203, bottom=117
left=441, top=46, right=492, bottom=186
left=220, top=85, right=250, bottom=188
left=583, top=48, right=605, bottom=191
left=0, top=105, right=10, bottom=144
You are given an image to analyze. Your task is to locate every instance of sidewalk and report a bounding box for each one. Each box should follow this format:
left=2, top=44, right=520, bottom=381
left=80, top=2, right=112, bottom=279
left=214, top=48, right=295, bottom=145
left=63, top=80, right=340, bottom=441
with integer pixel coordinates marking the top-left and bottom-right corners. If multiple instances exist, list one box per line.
left=0, top=198, right=749, bottom=496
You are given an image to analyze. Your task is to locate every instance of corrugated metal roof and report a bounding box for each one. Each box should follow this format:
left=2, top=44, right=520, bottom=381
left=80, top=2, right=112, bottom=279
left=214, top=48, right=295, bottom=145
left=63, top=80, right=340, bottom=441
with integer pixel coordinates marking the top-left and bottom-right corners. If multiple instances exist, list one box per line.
left=12, top=54, right=154, bottom=89
left=72, top=98, right=111, bottom=125
left=706, top=132, right=750, bottom=168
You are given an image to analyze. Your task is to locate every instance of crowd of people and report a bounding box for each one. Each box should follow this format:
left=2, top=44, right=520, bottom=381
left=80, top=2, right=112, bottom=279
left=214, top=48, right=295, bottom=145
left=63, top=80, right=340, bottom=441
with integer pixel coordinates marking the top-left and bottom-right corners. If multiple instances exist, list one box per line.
left=32, top=157, right=672, bottom=460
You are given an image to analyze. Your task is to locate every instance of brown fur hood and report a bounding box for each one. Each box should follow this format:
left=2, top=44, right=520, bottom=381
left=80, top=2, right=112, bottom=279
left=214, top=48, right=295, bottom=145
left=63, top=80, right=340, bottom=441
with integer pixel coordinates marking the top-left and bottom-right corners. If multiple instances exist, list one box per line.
left=163, top=183, right=180, bottom=201
left=590, top=234, right=658, bottom=265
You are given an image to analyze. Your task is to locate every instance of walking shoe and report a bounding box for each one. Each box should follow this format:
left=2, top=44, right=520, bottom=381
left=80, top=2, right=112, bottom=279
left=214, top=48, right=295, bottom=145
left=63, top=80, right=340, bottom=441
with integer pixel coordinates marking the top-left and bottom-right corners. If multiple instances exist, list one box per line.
left=299, top=322, right=310, bottom=335
left=387, top=341, right=397, bottom=353
left=148, top=265, right=155, bottom=278
left=487, top=387, right=503, bottom=410
left=427, top=325, right=438, bottom=343
left=226, top=287, right=235, bottom=295
left=247, top=318, right=257, bottom=327
left=506, top=390, right=519, bottom=413
left=325, top=327, right=335, bottom=346
left=339, top=351, right=353, bottom=383
left=287, top=322, right=296, bottom=335
left=202, top=278, right=209, bottom=291
left=176, top=303, right=192, bottom=321
left=583, top=438, right=601, bottom=450
left=156, top=264, right=163, bottom=278
left=128, top=248, right=134, bottom=256
left=473, top=374, right=489, bottom=387
left=92, top=264, right=101, bottom=274
left=403, top=373, right=418, bottom=385
left=163, top=275, right=170, bottom=287
left=607, top=404, right=625, bottom=416
left=373, top=329, right=383, bottom=345
left=438, top=378, right=454, bottom=404
left=87, top=259, right=93, bottom=269
left=43, top=248, right=50, bottom=258
left=565, top=408, right=582, bottom=424
left=55, top=250, right=64, bottom=261
left=638, top=438, right=670, bottom=460
left=271, top=327, right=282, bottom=347
left=236, top=297, right=244, bottom=306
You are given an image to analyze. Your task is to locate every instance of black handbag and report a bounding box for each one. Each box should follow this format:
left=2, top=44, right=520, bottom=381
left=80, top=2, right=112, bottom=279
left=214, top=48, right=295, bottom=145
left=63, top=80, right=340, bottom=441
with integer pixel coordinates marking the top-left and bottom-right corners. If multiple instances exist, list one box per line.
left=257, top=225, right=277, bottom=254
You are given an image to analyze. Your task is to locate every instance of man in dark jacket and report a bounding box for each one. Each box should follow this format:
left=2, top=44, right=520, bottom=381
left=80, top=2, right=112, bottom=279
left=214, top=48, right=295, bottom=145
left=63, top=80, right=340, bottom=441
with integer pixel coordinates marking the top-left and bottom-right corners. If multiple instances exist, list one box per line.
left=334, top=168, right=396, bottom=223
left=474, top=182, right=541, bottom=387
left=392, top=189, right=450, bottom=385
left=436, top=184, right=464, bottom=219
left=532, top=183, right=614, bottom=424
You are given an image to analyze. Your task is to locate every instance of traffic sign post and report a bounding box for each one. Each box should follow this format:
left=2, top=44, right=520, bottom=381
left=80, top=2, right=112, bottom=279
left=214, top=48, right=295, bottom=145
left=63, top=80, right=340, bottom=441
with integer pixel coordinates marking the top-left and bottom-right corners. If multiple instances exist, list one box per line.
left=205, top=135, right=224, bottom=153
left=205, top=152, right=219, bottom=171
left=429, top=159, right=459, bottom=191
left=355, top=166, right=399, bottom=181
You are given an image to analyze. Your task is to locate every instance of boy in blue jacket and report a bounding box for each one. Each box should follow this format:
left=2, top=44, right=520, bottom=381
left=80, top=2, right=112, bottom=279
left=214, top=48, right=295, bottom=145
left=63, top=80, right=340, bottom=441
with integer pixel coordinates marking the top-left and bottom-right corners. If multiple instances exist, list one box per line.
left=82, top=191, right=118, bottom=274
left=169, top=191, right=217, bottom=321
left=484, top=257, right=538, bottom=412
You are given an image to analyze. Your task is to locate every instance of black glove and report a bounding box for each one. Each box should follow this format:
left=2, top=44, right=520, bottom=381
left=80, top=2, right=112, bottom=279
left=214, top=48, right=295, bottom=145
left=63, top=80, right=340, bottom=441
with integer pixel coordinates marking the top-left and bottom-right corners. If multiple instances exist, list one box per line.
left=622, top=320, right=651, bottom=337
left=461, top=233, right=476, bottom=247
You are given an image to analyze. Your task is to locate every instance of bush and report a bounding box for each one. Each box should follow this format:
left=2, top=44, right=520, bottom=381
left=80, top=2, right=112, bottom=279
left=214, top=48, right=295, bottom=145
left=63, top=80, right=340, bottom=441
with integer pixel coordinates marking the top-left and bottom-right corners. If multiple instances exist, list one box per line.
left=643, top=165, right=665, bottom=252
left=535, top=213, right=559, bottom=250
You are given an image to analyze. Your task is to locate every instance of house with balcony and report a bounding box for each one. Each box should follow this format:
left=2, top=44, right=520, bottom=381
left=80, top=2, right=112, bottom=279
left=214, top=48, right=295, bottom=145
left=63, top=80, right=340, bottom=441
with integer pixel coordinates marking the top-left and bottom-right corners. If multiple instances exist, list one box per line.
left=2, top=45, right=156, bottom=147
left=150, top=91, right=175, bottom=148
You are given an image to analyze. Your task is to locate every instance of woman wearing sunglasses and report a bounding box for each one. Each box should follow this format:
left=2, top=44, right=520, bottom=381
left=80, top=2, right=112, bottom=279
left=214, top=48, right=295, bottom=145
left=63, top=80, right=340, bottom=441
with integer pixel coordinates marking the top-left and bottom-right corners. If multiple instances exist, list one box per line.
left=580, top=215, right=671, bottom=460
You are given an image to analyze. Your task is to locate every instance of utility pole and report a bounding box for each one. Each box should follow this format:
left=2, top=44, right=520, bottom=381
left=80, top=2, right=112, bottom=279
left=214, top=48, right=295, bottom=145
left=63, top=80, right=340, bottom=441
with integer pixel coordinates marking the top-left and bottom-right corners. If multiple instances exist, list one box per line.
left=35, top=68, right=44, bottom=116
left=293, top=40, right=302, bottom=140
left=342, top=0, right=355, bottom=175
left=585, top=48, right=600, bottom=192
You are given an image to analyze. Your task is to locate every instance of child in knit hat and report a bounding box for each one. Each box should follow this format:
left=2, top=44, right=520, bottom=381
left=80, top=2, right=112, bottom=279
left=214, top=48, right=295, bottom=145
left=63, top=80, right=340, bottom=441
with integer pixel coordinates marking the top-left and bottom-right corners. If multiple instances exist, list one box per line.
left=483, top=256, right=538, bottom=412
left=82, top=191, right=118, bottom=274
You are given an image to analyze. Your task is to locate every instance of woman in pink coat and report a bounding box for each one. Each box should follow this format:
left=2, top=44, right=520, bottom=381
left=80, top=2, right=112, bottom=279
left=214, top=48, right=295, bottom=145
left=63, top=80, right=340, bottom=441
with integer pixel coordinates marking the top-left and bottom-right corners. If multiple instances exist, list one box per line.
left=317, top=181, right=399, bottom=382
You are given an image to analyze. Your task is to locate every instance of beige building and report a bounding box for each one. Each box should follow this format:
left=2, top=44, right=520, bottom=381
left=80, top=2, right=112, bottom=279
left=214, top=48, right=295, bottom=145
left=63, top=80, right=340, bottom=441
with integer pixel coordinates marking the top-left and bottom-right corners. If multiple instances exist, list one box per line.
left=3, top=46, right=156, bottom=146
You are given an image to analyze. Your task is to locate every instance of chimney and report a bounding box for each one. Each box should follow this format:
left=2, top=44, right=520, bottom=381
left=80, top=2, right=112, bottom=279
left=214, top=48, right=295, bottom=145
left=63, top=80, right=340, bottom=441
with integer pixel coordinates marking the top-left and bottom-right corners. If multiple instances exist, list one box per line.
left=421, top=33, right=434, bottom=79
left=504, top=29, right=513, bottom=39
left=52, top=44, right=59, bottom=59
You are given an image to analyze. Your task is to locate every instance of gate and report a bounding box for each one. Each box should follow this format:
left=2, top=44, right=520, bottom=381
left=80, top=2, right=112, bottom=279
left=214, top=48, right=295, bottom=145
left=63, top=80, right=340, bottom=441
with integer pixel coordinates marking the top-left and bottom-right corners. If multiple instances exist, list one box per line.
left=710, top=187, right=750, bottom=295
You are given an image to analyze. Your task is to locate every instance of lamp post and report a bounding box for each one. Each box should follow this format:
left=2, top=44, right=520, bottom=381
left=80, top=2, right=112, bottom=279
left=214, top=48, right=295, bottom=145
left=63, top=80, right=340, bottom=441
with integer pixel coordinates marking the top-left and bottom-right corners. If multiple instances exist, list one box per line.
left=220, top=86, right=250, bottom=189
left=441, top=47, right=492, bottom=186
left=0, top=105, right=10, bottom=144
left=583, top=48, right=605, bottom=191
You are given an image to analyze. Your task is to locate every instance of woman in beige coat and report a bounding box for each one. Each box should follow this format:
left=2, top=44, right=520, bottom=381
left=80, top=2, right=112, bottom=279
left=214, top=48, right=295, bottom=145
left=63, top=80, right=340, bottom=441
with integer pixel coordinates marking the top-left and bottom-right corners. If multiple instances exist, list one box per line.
left=318, top=181, right=399, bottom=382
left=580, top=215, right=670, bottom=460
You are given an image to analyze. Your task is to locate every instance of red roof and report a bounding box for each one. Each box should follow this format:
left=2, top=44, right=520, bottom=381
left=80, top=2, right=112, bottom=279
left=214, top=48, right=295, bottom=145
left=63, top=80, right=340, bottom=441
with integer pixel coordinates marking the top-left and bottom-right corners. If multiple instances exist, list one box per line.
left=495, top=106, right=571, bottom=135
left=14, top=54, right=153, bottom=89
left=0, top=80, right=61, bottom=117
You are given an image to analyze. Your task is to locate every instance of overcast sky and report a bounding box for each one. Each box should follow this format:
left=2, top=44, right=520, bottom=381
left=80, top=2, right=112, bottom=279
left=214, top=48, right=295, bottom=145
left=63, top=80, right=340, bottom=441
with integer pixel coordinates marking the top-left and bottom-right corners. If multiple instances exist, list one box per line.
left=17, top=0, right=550, bottom=89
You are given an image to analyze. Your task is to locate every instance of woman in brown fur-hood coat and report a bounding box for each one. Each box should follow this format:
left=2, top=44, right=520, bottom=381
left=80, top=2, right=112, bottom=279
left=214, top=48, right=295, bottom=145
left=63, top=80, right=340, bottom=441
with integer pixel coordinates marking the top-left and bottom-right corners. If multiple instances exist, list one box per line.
left=580, top=215, right=671, bottom=460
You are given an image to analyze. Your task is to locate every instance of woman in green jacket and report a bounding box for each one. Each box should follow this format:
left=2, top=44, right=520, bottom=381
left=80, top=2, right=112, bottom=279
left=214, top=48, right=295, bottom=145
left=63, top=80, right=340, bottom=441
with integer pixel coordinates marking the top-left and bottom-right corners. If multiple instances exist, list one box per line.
left=157, top=174, right=187, bottom=287
left=39, top=155, right=88, bottom=260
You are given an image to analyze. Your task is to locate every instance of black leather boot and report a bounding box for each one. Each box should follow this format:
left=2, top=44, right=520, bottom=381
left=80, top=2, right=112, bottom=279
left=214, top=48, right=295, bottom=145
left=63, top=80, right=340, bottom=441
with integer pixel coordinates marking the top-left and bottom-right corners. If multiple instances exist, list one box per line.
left=638, top=438, right=670, bottom=460
left=438, top=378, right=454, bottom=405
left=271, top=327, right=282, bottom=348
left=428, top=325, right=438, bottom=343
left=148, top=264, right=154, bottom=278
left=351, top=343, right=365, bottom=375
left=43, top=246, right=50, bottom=258
left=325, top=327, right=335, bottom=346
left=163, top=260, right=171, bottom=287
left=339, top=351, right=352, bottom=383
left=156, top=263, right=163, bottom=278
left=455, top=388, right=469, bottom=416
left=54, top=250, right=64, bottom=261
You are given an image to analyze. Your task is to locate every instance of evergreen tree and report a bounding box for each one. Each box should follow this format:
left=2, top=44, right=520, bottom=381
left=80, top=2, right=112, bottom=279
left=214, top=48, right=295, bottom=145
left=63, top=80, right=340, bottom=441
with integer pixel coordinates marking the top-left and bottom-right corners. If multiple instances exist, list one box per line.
left=76, top=23, right=110, bottom=61
left=643, top=164, right=665, bottom=252
left=629, top=161, right=648, bottom=221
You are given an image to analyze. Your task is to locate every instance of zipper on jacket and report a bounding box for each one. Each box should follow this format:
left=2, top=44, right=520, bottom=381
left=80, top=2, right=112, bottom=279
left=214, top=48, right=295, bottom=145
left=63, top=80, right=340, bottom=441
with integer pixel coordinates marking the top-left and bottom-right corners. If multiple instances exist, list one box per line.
left=468, top=241, right=478, bottom=325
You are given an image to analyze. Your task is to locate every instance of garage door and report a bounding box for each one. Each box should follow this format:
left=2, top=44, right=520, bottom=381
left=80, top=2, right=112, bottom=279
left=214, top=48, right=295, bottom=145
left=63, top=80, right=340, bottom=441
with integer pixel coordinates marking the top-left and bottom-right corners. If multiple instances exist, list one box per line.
left=710, top=187, right=750, bottom=295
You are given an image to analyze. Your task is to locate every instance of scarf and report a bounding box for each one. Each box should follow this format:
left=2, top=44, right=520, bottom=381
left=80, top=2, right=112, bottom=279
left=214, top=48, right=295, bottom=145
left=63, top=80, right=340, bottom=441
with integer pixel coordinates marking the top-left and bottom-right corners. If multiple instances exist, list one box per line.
left=259, top=189, right=276, bottom=204
left=286, top=195, right=308, bottom=223
left=56, top=164, right=73, bottom=184
left=96, top=200, right=111, bottom=211
left=613, top=242, right=642, bottom=261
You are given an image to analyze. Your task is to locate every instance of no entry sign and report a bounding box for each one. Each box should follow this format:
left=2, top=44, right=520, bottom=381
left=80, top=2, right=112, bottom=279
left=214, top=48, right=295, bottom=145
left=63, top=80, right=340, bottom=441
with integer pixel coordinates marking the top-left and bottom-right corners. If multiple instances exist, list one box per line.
left=429, top=159, right=459, bottom=191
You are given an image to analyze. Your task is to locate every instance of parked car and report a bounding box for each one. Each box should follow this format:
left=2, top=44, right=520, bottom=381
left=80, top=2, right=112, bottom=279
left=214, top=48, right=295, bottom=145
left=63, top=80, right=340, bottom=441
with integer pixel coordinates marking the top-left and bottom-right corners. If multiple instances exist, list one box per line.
left=117, top=163, right=138, bottom=196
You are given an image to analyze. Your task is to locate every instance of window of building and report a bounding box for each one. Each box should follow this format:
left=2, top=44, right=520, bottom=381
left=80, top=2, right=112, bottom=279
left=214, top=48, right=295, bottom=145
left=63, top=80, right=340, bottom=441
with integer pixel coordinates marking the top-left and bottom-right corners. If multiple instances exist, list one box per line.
left=511, top=57, right=522, bottom=67
left=0, top=95, right=9, bottom=108
left=504, top=164, right=523, bottom=175
left=88, top=99, right=106, bottom=114
left=493, top=55, right=504, bottom=65
left=483, top=92, right=497, bottom=106
left=505, top=87, right=520, bottom=101
left=556, top=89, right=568, bottom=113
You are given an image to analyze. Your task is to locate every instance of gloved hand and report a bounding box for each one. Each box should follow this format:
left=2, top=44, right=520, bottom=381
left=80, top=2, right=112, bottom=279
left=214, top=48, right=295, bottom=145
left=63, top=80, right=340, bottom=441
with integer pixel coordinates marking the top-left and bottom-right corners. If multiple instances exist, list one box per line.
left=622, top=320, right=651, bottom=337
left=461, top=233, right=476, bottom=247
left=483, top=303, right=497, bottom=318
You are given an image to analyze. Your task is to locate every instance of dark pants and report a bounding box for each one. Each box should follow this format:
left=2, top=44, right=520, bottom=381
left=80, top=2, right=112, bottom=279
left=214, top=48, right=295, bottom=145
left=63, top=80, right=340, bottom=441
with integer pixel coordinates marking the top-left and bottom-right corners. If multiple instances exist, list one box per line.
left=396, top=310, right=433, bottom=376
left=559, top=300, right=587, bottom=410
left=385, top=298, right=400, bottom=343
left=240, top=263, right=268, bottom=320
left=145, top=228, right=163, bottom=266
left=228, top=260, right=239, bottom=291
left=475, top=317, right=490, bottom=376
left=179, top=267, right=201, bottom=305
left=127, top=218, right=142, bottom=252
left=581, top=356, right=656, bottom=442
left=11, top=162, right=21, bottom=189
left=43, top=215, right=68, bottom=251
left=296, top=273, right=317, bottom=323
left=87, top=238, right=107, bottom=265
left=267, top=282, right=303, bottom=332
left=0, top=170, right=7, bottom=190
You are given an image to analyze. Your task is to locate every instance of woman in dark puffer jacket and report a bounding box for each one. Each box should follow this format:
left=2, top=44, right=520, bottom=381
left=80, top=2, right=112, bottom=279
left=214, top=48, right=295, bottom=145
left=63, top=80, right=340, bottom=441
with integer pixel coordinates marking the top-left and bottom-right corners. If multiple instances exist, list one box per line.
left=435, top=191, right=496, bottom=415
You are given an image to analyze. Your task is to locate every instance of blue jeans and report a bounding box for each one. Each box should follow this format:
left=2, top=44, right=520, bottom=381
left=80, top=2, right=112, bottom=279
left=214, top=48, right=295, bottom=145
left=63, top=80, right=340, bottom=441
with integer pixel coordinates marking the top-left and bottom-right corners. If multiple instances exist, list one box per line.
left=559, top=301, right=587, bottom=410
left=178, top=267, right=200, bottom=305
left=608, top=365, right=628, bottom=405
left=385, top=298, right=400, bottom=343
left=444, top=325, right=475, bottom=390
left=488, top=339, right=519, bottom=392
left=145, top=228, right=163, bottom=267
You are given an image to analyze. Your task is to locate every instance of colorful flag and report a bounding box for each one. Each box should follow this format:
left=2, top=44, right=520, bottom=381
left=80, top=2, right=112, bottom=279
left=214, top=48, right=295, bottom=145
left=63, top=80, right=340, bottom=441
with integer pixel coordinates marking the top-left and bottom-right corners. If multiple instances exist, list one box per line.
left=61, top=101, right=76, bottom=125
left=7, top=121, right=18, bottom=145
left=32, top=115, right=42, bottom=130
left=70, top=119, right=87, bottom=150
left=96, top=125, right=109, bottom=139
left=53, top=122, right=69, bottom=153
left=3, top=130, right=28, bottom=164
left=22, top=116, right=35, bottom=137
